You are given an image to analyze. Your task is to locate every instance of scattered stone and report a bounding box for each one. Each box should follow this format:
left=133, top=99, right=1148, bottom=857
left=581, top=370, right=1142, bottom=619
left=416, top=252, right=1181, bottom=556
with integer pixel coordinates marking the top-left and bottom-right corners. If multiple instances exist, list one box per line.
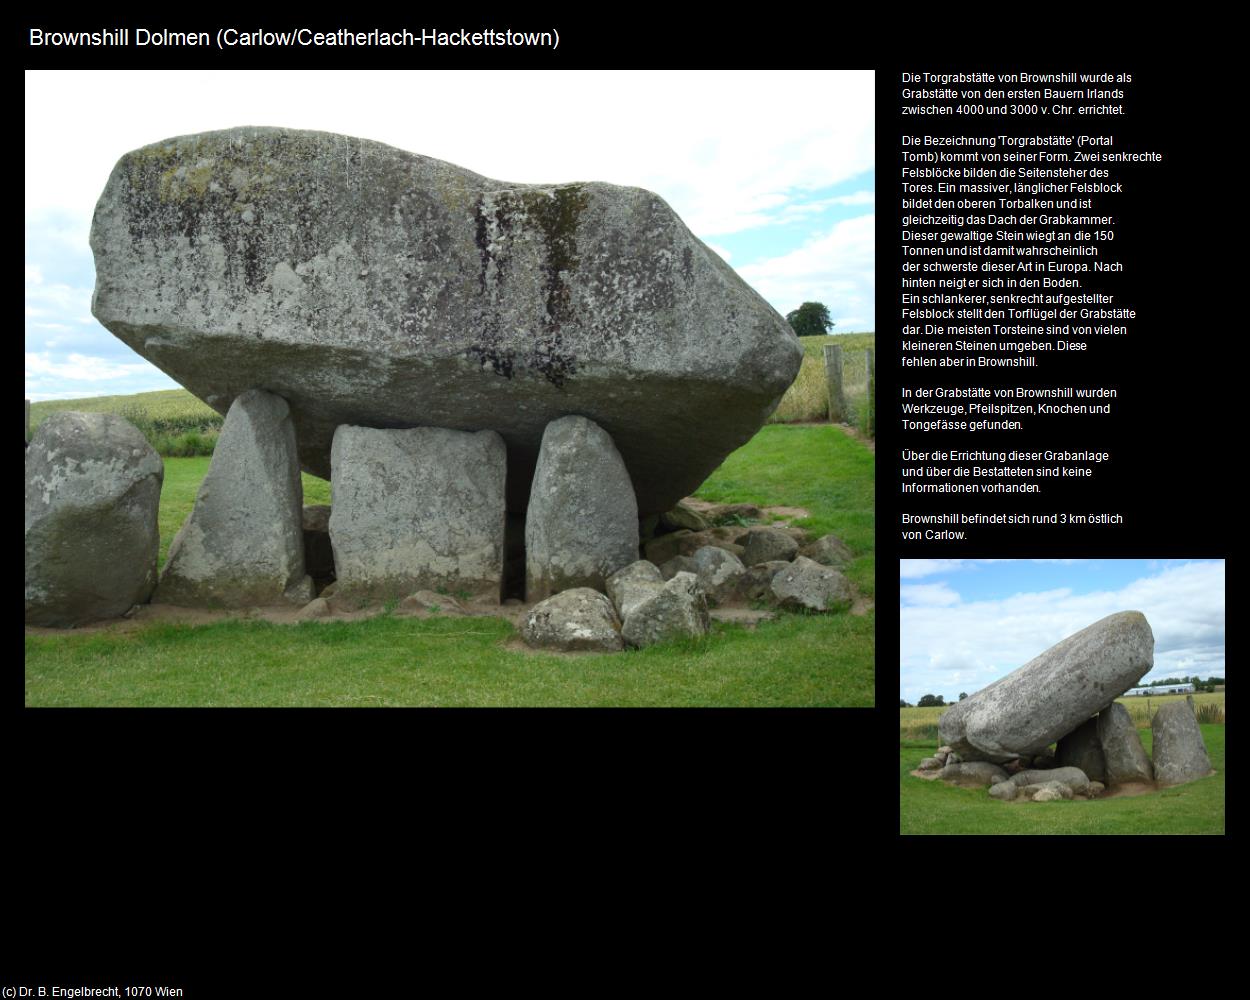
left=398, top=591, right=466, bottom=615
left=526, top=415, right=638, bottom=602
left=157, top=390, right=312, bottom=607
left=25, top=412, right=163, bottom=627
left=918, top=757, right=944, bottom=771
left=644, top=528, right=745, bottom=566
left=945, top=752, right=962, bottom=765
left=736, top=560, right=791, bottom=603
left=934, top=750, right=950, bottom=765
left=770, top=556, right=853, bottom=612
left=799, top=533, right=854, bottom=567
left=939, top=761, right=1009, bottom=787
left=681, top=498, right=763, bottom=524
left=622, top=572, right=710, bottom=649
left=938, top=611, right=1155, bottom=763
left=691, top=546, right=746, bottom=606
left=522, top=588, right=623, bottom=653
left=1151, top=701, right=1214, bottom=786
left=1009, top=767, right=1090, bottom=795
left=1087, top=781, right=1106, bottom=797
left=1097, top=702, right=1154, bottom=784
left=740, top=527, right=799, bottom=566
left=660, top=502, right=711, bottom=533
left=606, top=560, right=664, bottom=621
left=330, top=425, right=506, bottom=603
left=658, top=555, right=700, bottom=581
left=296, top=597, right=333, bottom=620
left=937, top=746, right=953, bottom=756
left=1029, top=782, right=1072, bottom=802
left=1056, top=716, right=1107, bottom=783
left=988, top=782, right=1020, bottom=801
left=90, top=127, right=802, bottom=515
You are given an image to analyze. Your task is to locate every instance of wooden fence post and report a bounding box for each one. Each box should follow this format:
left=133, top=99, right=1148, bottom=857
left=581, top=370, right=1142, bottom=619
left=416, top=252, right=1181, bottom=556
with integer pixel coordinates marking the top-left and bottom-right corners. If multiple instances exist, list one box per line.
left=865, top=348, right=875, bottom=435
left=822, top=345, right=846, bottom=423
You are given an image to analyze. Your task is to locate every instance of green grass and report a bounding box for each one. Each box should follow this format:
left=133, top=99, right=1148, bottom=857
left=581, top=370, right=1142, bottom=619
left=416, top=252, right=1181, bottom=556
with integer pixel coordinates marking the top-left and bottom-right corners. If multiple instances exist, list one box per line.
left=694, top=424, right=873, bottom=598
left=28, top=422, right=874, bottom=707
left=900, top=726, right=1225, bottom=834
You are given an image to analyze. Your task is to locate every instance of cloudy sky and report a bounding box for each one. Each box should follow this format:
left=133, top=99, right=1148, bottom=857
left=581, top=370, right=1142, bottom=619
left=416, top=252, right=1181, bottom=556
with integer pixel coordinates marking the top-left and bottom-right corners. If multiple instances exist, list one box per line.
left=24, top=69, right=874, bottom=401
left=899, top=559, right=1226, bottom=704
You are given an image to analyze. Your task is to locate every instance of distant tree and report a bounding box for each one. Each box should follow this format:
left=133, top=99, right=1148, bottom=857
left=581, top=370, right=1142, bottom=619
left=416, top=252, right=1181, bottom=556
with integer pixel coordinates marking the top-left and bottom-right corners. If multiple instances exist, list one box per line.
left=917, top=694, right=945, bottom=708
left=785, top=302, right=834, bottom=337
left=900, top=699, right=910, bottom=708
left=958, top=692, right=968, bottom=701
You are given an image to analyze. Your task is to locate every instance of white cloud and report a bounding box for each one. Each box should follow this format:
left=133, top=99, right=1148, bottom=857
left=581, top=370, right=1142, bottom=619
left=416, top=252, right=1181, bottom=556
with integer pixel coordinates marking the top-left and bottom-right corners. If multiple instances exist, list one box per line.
left=25, top=352, right=157, bottom=382
left=736, top=213, right=874, bottom=328
left=900, top=583, right=961, bottom=607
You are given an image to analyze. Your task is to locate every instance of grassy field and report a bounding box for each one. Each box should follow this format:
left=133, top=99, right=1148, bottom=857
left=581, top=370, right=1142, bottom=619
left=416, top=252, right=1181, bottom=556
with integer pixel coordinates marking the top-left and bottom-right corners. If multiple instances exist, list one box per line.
left=900, top=726, right=1225, bottom=835
left=769, top=333, right=875, bottom=427
left=26, top=423, right=874, bottom=707
left=29, top=389, right=223, bottom=456
left=900, top=692, right=1226, bottom=741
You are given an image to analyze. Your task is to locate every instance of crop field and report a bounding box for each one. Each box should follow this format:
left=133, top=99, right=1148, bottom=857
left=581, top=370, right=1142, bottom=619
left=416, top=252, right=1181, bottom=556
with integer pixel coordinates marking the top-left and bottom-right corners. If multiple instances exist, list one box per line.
left=29, top=389, right=222, bottom=456
left=769, top=333, right=875, bottom=427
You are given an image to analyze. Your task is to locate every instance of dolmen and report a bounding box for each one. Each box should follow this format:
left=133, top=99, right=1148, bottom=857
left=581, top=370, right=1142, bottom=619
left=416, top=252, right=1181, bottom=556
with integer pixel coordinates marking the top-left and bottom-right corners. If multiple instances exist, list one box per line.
left=916, top=612, right=1216, bottom=799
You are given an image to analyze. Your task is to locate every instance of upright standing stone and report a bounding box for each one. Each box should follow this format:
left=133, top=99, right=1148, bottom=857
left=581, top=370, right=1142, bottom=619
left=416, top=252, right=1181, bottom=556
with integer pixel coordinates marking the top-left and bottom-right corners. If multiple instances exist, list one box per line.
left=330, top=425, right=506, bottom=603
left=526, top=415, right=639, bottom=602
left=1097, top=702, right=1154, bottom=784
left=25, top=412, right=163, bottom=626
left=1151, top=701, right=1214, bottom=786
left=1056, top=716, right=1107, bottom=782
left=938, top=611, right=1155, bottom=763
left=823, top=345, right=846, bottom=423
left=157, top=389, right=312, bottom=607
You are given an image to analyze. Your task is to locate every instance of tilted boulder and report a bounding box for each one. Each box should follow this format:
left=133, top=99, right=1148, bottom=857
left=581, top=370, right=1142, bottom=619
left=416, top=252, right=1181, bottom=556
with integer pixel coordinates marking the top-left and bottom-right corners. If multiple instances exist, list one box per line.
left=1055, top=716, right=1107, bottom=783
left=156, top=389, right=312, bottom=607
left=25, top=412, right=163, bottom=626
left=690, top=545, right=746, bottom=606
left=329, top=425, right=506, bottom=603
left=522, top=588, right=623, bottom=653
left=1097, top=702, right=1154, bottom=784
left=621, top=572, right=710, bottom=649
left=605, top=560, right=664, bottom=621
left=938, top=611, right=1154, bottom=763
left=89, top=127, right=802, bottom=515
left=1151, top=701, right=1214, bottom=786
left=525, top=415, right=638, bottom=602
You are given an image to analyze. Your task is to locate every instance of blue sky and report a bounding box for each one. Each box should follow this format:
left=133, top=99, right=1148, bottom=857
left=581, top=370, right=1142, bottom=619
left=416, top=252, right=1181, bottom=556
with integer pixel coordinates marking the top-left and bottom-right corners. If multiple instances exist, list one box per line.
left=25, top=70, right=874, bottom=401
left=899, top=560, right=1226, bottom=703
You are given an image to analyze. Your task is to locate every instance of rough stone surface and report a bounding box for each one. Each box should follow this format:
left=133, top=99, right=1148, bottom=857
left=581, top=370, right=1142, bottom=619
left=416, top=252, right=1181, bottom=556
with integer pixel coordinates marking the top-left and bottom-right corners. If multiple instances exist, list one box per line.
left=740, top=527, right=799, bottom=566
left=330, top=425, right=506, bottom=602
left=691, top=546, right=747, bottom=606
left=938, top=611, right=1155, bottom=763
left=799, top=533, right=854, bottom=567
left=644, top=528, right=745, bottom=566
left=399, top=591, right=466, bottom=615
left=940, top=761, right=1010, bottom=787
left=660, top=502, right=711, bottom=533
left=658, top=555, right=700, bottom=581
left=1009, top=767, right=1090, bottom=794
left=522, top=588, right=623, bottom=653
left=1097, top=702, right=1154, bottom=784
left=622, top=572, right=710, bottom=649
left=156, top=389, right=311, bottom=607
left=1151, top=702, right=1214, bottom=786
left=1056, top=716, right=1107, bottom=783
left=737, top=560, right=791, bottom=603
left=988, top=782, right=1020, bottom=801
left=769, top=556, right=853, bottom=612
left=1029, top=782, right=1071, bottom=802
left=90, top=127, right=802, bottom=515
left=526, top=415, right=639, bottom=601
left=1088, top=781, right=1105, bottom=797
left=606, top=560, right=664, bottom=621
left=918, top=757, right=944, bottom=772
left=25, top=412, right=163, bottom=627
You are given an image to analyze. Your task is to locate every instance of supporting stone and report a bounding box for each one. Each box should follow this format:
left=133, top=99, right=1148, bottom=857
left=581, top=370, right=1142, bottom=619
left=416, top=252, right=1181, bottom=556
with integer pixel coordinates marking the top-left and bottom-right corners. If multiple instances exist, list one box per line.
left=526, top=415, right=639, bottom=602
left=25, top=412, right=163, bottom=626
left=154, top=390, right=311, bottom=607
left=329, top=425, right=507, bottom=603
left=1151, top=701, right=1214, bottom=786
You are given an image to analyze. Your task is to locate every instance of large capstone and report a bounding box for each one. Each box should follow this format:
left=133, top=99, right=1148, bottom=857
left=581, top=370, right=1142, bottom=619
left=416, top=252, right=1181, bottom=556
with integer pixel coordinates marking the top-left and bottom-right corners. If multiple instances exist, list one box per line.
left=1151, top=702, right=1214, bottom=786
left=525, top=415, right=639, bottom=602
left=329, top=425, right=506, bottom=603
left=25, top=412, right=163, bottom=626
left=938, top=611, right=1155, bottom=764
left=90, top=127, right=802, bottom=516
left=155, top=389, right=312, bottom=607
left=1097, top=702, right=1154, bottom=785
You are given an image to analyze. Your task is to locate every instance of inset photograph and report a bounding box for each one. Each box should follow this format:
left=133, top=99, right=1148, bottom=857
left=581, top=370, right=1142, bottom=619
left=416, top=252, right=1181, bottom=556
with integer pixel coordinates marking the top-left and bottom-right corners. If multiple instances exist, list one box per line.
left=899, top=559, right=1225, bottom=834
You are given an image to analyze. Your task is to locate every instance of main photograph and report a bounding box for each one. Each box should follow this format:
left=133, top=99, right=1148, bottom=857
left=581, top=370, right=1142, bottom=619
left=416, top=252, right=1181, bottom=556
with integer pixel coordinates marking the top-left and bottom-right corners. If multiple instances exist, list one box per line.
left=25, top=69, right=876, bottom=707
